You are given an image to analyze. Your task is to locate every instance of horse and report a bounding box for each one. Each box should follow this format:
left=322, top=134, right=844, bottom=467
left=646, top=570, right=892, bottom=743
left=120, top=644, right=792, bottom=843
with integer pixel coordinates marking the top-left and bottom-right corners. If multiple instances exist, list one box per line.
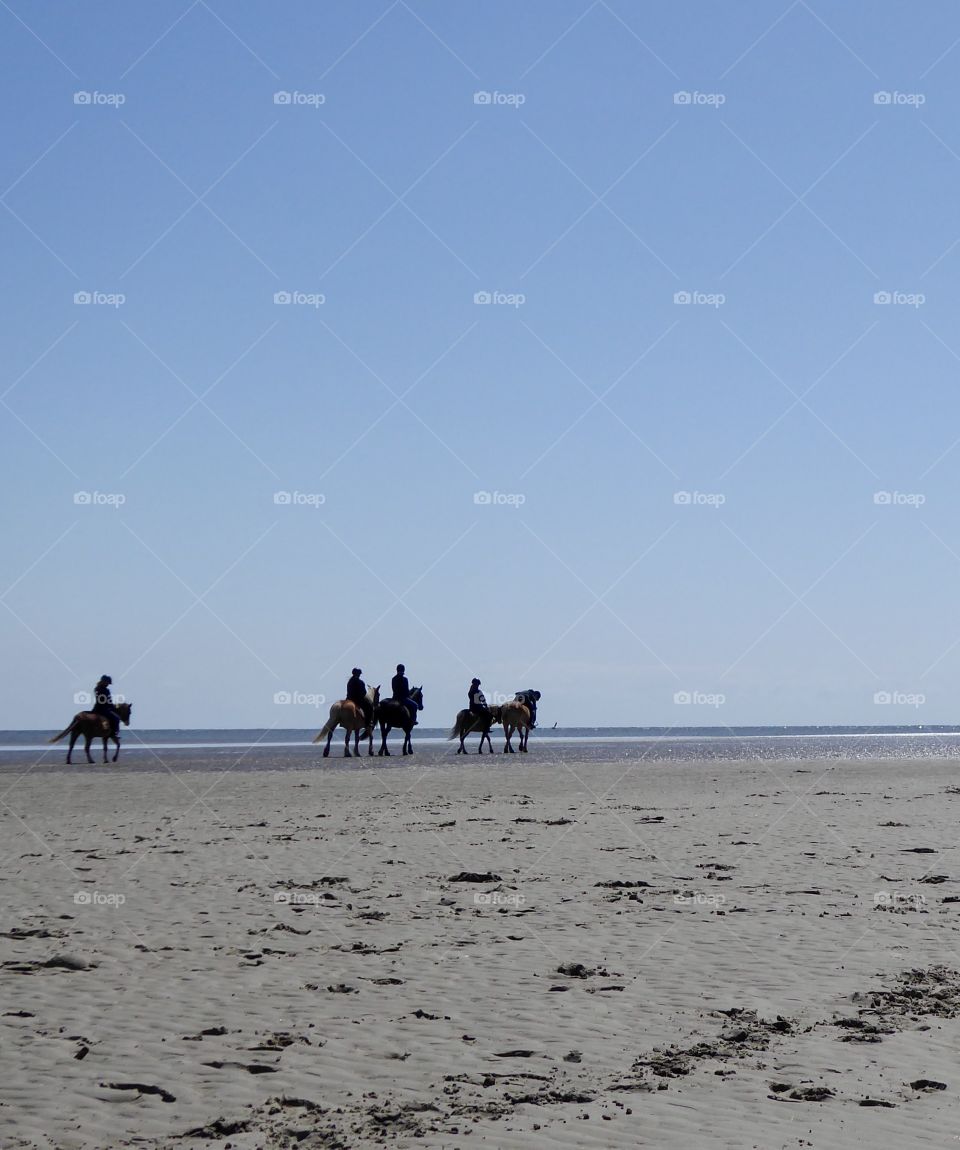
left=376, top=687, right=424, bottom=756
left=313, top=686, right=379, bottom=758
left=49, top=703, right=133, bottom=764
left=500, top=697, right=535, bottom=753
left=448, top=705, right=503, bottom=754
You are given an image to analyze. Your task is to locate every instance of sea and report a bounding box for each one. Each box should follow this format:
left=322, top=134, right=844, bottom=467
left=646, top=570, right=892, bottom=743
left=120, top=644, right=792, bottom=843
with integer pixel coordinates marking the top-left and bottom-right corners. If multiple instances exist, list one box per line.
left=2, top=726, right=960, bottom=773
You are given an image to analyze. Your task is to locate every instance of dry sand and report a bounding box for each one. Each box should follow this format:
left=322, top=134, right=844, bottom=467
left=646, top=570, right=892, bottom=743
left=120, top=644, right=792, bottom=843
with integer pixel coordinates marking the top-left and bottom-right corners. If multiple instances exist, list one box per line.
left=1, top=751, right=959, bottom=1149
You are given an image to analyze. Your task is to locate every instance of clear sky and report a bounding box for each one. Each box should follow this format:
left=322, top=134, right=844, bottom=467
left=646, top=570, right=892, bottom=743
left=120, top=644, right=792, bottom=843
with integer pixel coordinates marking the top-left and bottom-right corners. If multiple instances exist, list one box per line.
left=3, top=1, right=960, bottom=729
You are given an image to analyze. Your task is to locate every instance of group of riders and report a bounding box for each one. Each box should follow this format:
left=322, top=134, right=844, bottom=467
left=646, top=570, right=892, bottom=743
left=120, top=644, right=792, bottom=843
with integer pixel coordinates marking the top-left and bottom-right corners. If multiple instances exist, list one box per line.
left=80, top=670, right=543, bottom=741
left=344, top=665, right=541, bottom=735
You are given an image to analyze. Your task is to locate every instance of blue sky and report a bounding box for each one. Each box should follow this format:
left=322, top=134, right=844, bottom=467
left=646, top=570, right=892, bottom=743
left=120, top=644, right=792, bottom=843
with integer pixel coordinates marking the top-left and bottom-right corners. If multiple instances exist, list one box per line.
left=3, top=1, right=960, bottom=729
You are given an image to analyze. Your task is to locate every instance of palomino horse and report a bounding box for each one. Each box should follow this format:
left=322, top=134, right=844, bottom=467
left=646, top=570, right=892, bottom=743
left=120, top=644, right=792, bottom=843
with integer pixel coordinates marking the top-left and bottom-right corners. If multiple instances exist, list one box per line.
left=448, top=705, right=503, bottom=754
left=313, top=686, right=379, bottom=758
left=500, top=698, right=535, bottom=753
left=49, top=703, right=133, bottom=764
left=376, top=687, right=424, bottom=756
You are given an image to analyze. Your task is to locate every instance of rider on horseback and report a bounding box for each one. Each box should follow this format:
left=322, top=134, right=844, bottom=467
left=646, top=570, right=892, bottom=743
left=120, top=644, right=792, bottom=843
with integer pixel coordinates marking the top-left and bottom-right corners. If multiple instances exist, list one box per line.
left=514, top=688, right=540, bottom=728
left=346, top=668, right=374, bottom=734
left=392, top=663, right=419, bottom=725
left=92, top=675, right=121, bottom=740
left=468, top=678, right=490, bottom=717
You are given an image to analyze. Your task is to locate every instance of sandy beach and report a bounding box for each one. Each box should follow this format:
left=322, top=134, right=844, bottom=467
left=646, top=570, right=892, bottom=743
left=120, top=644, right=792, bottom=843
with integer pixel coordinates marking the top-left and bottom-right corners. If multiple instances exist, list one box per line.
left=2, top=750, right=958, bottom=1149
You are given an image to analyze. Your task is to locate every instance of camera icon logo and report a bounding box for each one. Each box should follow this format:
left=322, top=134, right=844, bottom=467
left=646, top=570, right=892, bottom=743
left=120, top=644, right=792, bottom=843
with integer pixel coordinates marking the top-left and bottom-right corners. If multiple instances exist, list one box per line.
left=873, top=291, right=891, bottom=305
left=274, top=691, right=292, bottom=705
left=273, top=291, right=291, bottom=304
left=273, top=890, right=290, bottom=902
left=673, top=690, right=692, bottom=705
left=873, top=690, right=892, bottom=704
left=473, top=291, right=491, bottom=304
left=874, top=91, right=891, bottom=105
left=873, top=491, right=891, bottom=505
left=673, top=491, right=691, bottom=504
left=73, top=491, right=92, bottom=505
left=73, top=891, right=91, bottom=904
left=673, top=290, right=691, bottom=304
left=274, top=91, right=292, bottom=105
left=74, top=691, right=91, bottom=705
left=473, top=91, right=492, bottom=105
left=473, top=491, right=492, bottom=505
left=673, top=91, right=692, bottom=105
left=273, top=491, right=292, bottom=505
left=74, top=291, right=91, bottom=305
left=73, top=91, right=92, bottom=105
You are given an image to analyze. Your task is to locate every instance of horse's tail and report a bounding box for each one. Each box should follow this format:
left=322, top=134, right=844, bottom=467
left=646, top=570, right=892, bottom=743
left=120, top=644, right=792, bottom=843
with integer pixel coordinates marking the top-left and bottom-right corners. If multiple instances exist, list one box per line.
left=313, top=703, right=340, bottom=743
left=447, top=721, right=459, bottom=740
left=49, top=719, right=77, bottom=744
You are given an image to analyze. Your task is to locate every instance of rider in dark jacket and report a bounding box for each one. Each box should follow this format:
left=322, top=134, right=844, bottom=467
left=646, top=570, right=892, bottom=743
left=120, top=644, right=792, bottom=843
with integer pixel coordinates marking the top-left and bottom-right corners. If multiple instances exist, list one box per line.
left=468, top=678, right=489, bottom=716
left=391, top=664, right=417, bottom=725
left=346, top=668, right=373, bottom=732
left=92, top=675, right=121, bottom=738
left=514, top=689, right=540, bottom=728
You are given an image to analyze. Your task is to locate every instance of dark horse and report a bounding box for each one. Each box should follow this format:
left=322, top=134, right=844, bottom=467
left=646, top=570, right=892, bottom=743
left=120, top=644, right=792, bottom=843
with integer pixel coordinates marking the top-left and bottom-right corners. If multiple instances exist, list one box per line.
left=49, top=703, right=133, bottom=764
left=377, top=687, right=423, bottom=756
left=448, top=705, right=503, bottom=753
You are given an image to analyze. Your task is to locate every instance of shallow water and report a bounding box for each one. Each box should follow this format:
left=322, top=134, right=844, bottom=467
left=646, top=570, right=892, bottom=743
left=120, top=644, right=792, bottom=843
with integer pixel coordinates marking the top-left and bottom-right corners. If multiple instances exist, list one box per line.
left=4, top=725, right=960, bottom=774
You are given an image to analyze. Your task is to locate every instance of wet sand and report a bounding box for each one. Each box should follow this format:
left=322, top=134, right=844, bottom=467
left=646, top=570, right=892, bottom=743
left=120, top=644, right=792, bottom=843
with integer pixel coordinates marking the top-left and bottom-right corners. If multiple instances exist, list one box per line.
left=1, top=752, right=958, bottom=1148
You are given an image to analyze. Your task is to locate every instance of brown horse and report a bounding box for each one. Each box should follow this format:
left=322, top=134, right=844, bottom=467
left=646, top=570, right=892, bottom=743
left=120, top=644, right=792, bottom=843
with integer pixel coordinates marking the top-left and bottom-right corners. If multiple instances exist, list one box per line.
left=313, top=686, right=379, bottom=758
left=50, top=703, right=133, bottom=764
left=500, top=699, right=534, bottom=753
left=448, top=705, right=503, bottom=754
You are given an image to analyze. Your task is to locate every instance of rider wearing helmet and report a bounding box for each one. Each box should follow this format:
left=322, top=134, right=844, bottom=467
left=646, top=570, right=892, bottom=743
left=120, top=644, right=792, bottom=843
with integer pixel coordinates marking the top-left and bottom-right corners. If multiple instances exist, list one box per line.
left=391, top=663, right=417, bottom=725
left=468, top=678, right=489, bottom=717
left=92, top=675, right=121, bottom=740
left=346, top=668, right=373, bottom=733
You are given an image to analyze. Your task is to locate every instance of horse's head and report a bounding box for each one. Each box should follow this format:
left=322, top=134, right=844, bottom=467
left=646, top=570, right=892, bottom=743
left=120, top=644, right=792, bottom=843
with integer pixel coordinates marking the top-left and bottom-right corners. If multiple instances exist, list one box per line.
left=116, top=702, right=132, bottom=726
left=489, top=705, right=503, bottom=724
left=371, top=685, right=380, bottom=706
left=411, top=686, right=423, bottom=709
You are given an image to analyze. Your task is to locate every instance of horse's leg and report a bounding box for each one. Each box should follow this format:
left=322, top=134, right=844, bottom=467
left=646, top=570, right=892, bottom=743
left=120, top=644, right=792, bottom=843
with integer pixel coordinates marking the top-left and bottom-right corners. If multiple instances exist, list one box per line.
left=66, top=730, right=76, bottom=764
left=378, top=723, right=390, bottom=756
left=323, top=729, right=333, bottom=758
left=85, top=734, right=94, bottom=764
left=403, top=726, right=411, bottom=755
left=343, top=728, right=351, bottom=758
left=520, top=726, right=528, bottom=752
left=112, top=734, right=120, bottom=762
